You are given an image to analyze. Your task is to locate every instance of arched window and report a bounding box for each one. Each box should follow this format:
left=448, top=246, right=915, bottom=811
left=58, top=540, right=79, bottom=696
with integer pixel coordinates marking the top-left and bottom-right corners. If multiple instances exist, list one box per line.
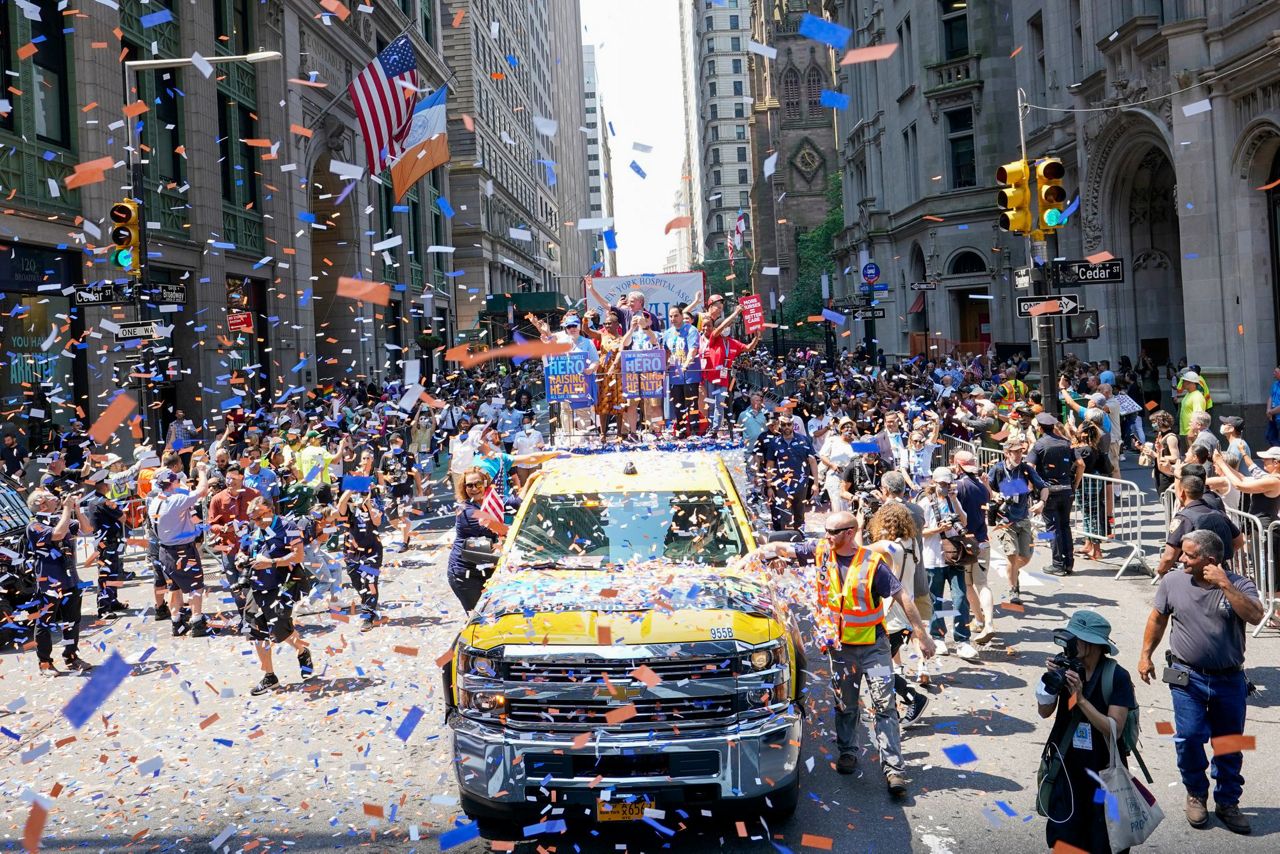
left=805, top=66, right=824, bottom=116
left=949, top=250, right=987, bottom=276
left=782, top=69, right=801, bottom=121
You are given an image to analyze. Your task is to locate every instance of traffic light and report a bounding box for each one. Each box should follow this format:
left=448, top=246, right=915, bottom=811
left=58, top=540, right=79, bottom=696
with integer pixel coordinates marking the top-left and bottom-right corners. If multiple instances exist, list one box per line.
left=1037, top=158, right=1067, bottom=230
left=109, top=200, right=141, bottom=276
left=995, top=160, right=1033, bottom=234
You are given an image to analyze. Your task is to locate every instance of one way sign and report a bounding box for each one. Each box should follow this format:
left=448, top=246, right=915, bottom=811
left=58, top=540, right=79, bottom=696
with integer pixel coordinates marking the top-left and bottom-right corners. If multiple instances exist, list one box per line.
left=1016, top=294, right=1081, bottom=319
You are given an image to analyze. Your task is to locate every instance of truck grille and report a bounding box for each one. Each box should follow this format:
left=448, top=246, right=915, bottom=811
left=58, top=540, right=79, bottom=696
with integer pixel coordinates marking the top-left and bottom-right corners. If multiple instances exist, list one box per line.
left=503, top=696, right=736, bottom=728
left=503, top=655, right=734, bottom=684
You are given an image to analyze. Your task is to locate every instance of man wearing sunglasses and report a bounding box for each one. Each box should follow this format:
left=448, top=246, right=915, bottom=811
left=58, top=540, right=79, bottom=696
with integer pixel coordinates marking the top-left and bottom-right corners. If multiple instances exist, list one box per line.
left=742, top=510, right=935, bottom=798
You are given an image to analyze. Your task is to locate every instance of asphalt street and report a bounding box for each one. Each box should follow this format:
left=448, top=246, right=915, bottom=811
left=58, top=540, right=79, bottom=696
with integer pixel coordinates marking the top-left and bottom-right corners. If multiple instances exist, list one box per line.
left=4, top=457, right=1280, bottom=853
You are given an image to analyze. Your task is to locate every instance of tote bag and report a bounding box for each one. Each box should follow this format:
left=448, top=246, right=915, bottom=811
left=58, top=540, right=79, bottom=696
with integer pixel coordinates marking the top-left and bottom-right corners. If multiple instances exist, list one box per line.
left=1101, top=718, right=1164, bottom=852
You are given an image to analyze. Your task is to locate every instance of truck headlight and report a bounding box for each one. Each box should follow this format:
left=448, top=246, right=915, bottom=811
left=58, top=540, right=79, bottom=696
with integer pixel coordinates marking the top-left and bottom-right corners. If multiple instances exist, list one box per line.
left=743, top=641, right=786, bottom=672
left=748, top=649, right=774, bottom=671
left=461, top=690, right=506, bottom=713
left=456, top=649, right=498, bottom=678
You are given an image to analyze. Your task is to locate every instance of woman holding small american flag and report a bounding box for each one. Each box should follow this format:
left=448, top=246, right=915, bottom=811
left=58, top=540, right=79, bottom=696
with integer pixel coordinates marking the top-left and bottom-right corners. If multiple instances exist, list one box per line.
left=447, top=468, right=503, bottom=612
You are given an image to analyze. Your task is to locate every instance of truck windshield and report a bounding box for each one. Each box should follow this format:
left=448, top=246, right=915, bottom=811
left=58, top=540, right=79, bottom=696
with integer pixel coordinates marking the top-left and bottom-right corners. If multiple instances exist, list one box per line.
left=510, top=490, right=747, bottom=567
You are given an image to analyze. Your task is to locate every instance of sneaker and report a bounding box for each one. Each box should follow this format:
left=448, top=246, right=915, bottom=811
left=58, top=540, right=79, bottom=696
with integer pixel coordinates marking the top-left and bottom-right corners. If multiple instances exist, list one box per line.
left=62, top=655, right=93, bottom=672
left=250, top=673, right=280, bottom=697
left=1045, top=566, right=1072, bottom=577
left=932, top=638, right=950, bottom=656
left=836, top=753, right=858, bottom=775
left=1214, top=803, right=1252, bottom=835
left=38, top=660, right=56, bottom=676
left=972, top=625, right=996, bottom=645
left=1185, top=794, right=1209, bottom=828
left=171, top=619, right=188, bottom=637
left=886, top=771, right=908, bottom=798
left=902, top=693, right=930, bottom=726
left=297, top=649, right=314, bottom=677
left=154, top=603, right=171, bottom=622
left=359, top=619, right=376, bottom=633
left=1009, top=587, right=1023, bottom=605
left=190, top=620, right=215, bottom=638
left=955, top=643, right=980, bottom=661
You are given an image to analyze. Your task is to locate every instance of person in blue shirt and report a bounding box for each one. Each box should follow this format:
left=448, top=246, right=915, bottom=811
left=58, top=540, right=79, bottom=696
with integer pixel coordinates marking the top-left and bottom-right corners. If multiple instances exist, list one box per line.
left=242, top=497, right=314, bottom=696
left=474, top=425, right=564, bottom=507
left=241, top=452, right=279, bottom=505
left=27, top=488, right=94, bottom=674
left=763, top=417, right=819, bottom=531
left=663, top=305, right=702, bottom=438
left=1267, top=365, right=1280, bottom=446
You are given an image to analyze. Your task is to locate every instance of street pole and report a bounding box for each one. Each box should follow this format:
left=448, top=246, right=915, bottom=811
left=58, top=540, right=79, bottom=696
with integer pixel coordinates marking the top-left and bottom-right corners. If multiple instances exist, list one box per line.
left=1016, top=88, right=1058, bottom=390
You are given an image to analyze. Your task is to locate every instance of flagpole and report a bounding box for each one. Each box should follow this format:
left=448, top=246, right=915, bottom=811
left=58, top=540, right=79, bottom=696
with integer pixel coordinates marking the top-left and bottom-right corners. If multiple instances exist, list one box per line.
left=305, top=22, right=446, bottom=131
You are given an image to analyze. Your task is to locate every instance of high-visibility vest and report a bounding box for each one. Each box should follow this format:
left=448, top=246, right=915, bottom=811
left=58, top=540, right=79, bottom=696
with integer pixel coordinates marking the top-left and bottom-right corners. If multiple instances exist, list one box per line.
left=996, top=379, right=1028, bottom=414
left=814, top=540, right=886, bottom=646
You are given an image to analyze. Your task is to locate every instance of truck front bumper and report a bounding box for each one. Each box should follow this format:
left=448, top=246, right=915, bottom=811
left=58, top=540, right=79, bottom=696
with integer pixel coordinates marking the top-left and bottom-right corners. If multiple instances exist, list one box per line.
left=451, top=709, right=802, bottom=820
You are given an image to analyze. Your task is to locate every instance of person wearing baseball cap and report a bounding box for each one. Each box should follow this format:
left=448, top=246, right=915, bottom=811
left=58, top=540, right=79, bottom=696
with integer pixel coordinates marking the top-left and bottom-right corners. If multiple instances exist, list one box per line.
left=1218, top=415, right=1251, bottom=462
left=1028, top=408, right=1085, bottom=576
left=1177, top=370, right=1209, bottom=439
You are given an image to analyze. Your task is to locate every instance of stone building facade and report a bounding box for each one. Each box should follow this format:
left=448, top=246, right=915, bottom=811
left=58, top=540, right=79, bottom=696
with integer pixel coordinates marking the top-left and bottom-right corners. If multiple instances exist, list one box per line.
left=583, top=44, right=618, bottom=275
left=0, top=0, right=452, bottom=440
left=748, top=0, right=841, bottom=313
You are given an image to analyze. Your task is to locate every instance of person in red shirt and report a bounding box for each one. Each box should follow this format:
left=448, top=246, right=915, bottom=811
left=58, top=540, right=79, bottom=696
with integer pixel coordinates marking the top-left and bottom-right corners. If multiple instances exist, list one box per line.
left=207, top=463, right=260, bottom=628
left=701, top=304, right=761, bottom=438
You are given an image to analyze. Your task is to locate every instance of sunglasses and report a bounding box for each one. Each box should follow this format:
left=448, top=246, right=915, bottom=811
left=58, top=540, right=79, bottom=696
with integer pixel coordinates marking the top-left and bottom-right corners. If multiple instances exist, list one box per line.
left=824, top=526, right=855, bottom=537
left=464, top=481, right=485, bottom=489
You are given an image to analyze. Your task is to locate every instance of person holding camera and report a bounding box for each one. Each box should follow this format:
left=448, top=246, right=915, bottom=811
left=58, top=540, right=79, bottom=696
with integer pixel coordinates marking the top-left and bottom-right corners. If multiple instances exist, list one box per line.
left=1138, top=529, right=1261, bottom=835
left=1036, top=610, right=1134, bottom=852
left=920, top=468, right=981, bottom=653
left=27, top=489, right=94, bottom=674
left=740, top=510, right=935, bottom=797
left=337, top=486, right=384, bottom=631
left=241, top=497, right=315, bottom=696
left=987, top=437, right=1049, bottom=606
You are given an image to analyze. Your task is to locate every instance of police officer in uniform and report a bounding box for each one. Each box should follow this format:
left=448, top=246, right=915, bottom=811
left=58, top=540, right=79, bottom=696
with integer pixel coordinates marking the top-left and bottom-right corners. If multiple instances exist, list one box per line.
left=83, top=464, right=128, bottom=617
left=242, top=497, right=315, bottom=696
left=1027, top=412, right=1085, bottom=576
left=337, top=486, right=383, bottom=631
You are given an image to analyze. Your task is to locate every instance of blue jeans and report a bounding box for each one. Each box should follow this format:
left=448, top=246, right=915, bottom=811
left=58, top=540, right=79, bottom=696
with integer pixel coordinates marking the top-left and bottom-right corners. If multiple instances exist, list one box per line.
left=1171, top=667, right=1248, bottom=806
left=927, top=565, right=971, bottom=642
left=705, top=384, right=729, bottom=435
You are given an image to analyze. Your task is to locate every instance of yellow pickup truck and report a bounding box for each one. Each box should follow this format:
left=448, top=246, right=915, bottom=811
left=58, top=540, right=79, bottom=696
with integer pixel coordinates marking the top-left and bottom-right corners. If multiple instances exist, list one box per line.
left=444, top=451, right=804, bottom=830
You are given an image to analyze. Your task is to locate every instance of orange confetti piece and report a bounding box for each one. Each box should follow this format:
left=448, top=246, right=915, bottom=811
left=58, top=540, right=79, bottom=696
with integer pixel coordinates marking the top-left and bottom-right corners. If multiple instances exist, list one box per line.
left=571, top=732, right=592, bottom=749
left=393, top=645, right=419, bottom=657
left=1010, top=46, right=1024, bottom=58
left=1257, top=177, right=1280, bottom=191
left=362, top=802, right=384, bottom=818
left=241, top=138, right=273, bottom=147
left=88, top=392, right=137, bottom=445
left=1154, top=721, right=1174, bottom=735
left=664, top=215, right=692, bottom=234
left=335, top=276, right=390, bottom=306
left=320, top=0, right=351, bottom=21
left=1238, top=324, right=1245, bottom=335
left=596, top=625, right=612, bottom=645
left=801, top=834, right=834, bottom=851
left=839, top=43, right=898, bottom=65
left=461, top=113, right=475, bottom=132
left=1211, top=734, right=1256, bottom=754
left=604, top=704, right=637, bottom=725
left=736, top=821, right=748, bottom=837
left=65, top=170, right=106, bottom=189
left=1053, top=842, right=1090, bottom=854
left=199, top=713, right=220, bottom=730
left=16, top=43, right=38, bottom=61
left=1000, top=601, right=1025, bottom=613
left=630, top=665, right=661, bottom=687
left=490, top=71, right=506, bottom=80
left=1028, top=299, right=1063, bottom=317
left=922, top=215, right=945, bottom=222
left=288, top=78, right=329, bottom=88
left=122, top=100, right=149, bottom=118
left=452, top=8, right=465, bottom=27
left=435, top=648, right=454, bottom=668
left=80, top=101, right=99, bottom=113
left=1085, top=250, right=1114, bottom=264
left=445, top=339, right=571, bottom=368
left=290, top=123, right=313, bottom=138
left=24, top=804, right=48, bottom=854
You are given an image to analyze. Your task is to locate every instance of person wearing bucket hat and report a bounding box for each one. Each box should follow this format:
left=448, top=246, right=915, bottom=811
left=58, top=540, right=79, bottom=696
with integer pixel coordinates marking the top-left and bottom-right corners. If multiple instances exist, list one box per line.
left=1036, top=609, right=1137, bottom=852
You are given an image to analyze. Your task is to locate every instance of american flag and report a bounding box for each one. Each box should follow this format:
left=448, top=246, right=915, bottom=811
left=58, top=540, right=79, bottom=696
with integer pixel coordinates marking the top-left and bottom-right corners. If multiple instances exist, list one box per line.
left=479, top=484, right=506, bottom=522
left=348, top=35, right=421, bottom=173
left=734, top=211, right=746, bottom=250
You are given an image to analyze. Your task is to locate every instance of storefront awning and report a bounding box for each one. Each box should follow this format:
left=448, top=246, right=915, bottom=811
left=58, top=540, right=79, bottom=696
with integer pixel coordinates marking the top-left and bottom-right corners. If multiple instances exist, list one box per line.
left=908, top=293, right=926, bottom=314
left=483, top=291, right=572, bottom=316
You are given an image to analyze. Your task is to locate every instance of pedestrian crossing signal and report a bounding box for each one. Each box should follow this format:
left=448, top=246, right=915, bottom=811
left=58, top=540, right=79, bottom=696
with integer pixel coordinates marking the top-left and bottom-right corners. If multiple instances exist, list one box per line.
left=1038, top=158, right=1067, bottom=231
left=996, top=160, right=1033, bottom=235
left=109, top=200, right=141, bottom=275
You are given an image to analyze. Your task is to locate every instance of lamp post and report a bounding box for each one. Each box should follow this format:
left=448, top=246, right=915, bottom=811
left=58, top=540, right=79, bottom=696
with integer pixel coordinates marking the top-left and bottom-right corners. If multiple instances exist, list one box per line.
left=119, top=51, right=281, bottom=442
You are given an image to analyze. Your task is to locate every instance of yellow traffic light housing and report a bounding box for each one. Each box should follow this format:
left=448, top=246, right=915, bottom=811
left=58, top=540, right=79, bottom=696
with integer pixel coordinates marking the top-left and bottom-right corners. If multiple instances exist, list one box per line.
left=109, top=200, right=141, bottom=276
left=996, top=160, right=1033, bottom=234
left=1037, top=158, right=1067, bottom=231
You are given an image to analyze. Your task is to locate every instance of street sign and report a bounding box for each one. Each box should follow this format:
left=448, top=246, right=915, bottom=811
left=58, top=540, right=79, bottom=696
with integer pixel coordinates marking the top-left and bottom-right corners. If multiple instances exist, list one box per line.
left=851, top=308, right=887, bottom=321
left=1016, top=293, right=1081, bottom=319
left=909, top=281, right=937, bottom=291
left=1014, top=267, right=1033, bottom=289
left=156, top=283, right=187, bottom=304
left=114, top=320, right=161, bottom=341
left=75, top=285, right=128, bottom=306
left=861, top=262, right=880, bottom=284
left=1053, top=259, right=1124, bottom=286
left=227, top=310, right=254, bottom=332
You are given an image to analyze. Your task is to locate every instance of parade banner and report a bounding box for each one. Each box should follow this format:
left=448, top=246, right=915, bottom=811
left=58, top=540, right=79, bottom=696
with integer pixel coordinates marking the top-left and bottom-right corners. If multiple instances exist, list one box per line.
left=620, top=350, right=667, bottom=400
left=544, top=351, right=597, bottom=408
left=740, top=294, right=765, bottom=334
left=586, top=272, right=705, bottom=324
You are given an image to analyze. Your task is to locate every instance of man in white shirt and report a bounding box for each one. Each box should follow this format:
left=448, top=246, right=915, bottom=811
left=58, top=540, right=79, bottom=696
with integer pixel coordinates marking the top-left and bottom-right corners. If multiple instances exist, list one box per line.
left=511, top=413, right=545, bottom=492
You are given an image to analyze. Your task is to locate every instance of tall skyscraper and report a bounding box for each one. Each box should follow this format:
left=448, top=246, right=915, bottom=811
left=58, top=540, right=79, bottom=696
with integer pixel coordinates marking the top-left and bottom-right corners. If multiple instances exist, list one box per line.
left=583, top=44, right=617, bottom=275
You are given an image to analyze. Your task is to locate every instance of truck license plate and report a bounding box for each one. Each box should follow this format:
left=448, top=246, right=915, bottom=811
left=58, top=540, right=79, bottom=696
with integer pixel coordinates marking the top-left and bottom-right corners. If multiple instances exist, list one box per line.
left=596, top=798, right=651, bottom=822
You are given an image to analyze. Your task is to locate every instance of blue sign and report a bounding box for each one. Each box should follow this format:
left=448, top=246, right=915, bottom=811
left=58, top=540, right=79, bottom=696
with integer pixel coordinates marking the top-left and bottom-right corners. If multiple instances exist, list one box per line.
left=544, top=351, right=597, bottom=408
left=861, top=262, right=880, bottom=284
left=620, top=350, right=666, bottom=400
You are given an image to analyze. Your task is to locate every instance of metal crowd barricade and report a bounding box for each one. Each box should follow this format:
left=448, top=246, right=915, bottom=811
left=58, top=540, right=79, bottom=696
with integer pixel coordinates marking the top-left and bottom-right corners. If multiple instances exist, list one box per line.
left=1262, top=522, right=1280, bottom=638
left=941, top=434, right=978, bottom=464
left=1072, top=473, right=1152, bottom=579
left=1222, top=506, right=1270, bottom=638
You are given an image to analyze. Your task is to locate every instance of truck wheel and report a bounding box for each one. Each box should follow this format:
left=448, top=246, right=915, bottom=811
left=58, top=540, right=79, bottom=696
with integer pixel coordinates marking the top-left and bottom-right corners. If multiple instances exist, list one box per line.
left=761, top=772, right=800, bottom=823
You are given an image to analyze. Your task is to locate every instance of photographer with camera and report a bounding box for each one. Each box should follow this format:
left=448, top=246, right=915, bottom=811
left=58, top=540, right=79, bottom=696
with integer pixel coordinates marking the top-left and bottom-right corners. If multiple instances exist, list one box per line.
left=987, top=437, right=1049, bottom=608
left=1036, top=611, right=1137, bottom=852
left=1138, top=529, right=1261, bottom=834
left=27, top=489, right=94, bottom=674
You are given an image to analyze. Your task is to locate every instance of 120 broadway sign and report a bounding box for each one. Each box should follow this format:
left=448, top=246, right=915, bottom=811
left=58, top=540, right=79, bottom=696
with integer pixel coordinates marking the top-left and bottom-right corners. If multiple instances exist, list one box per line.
left=544, top=352, right=597, bottom=408
left=620, top=350, right=666, bottom=399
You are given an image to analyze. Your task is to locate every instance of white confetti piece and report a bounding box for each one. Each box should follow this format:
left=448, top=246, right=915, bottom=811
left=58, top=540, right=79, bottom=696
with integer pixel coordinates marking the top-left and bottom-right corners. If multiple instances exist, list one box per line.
left=189, top=51, right=214, bottom=79
left=372, top=235, right=403, bottom=252
left=748, top=40, right=777, bottom=59
left=1182, top=99, right=1211, bottom=117
left=329, top=159, right=364, bottom=180
left=763, top=152, right=778, bottom=178
left=532, top=115, right=558, bottom=136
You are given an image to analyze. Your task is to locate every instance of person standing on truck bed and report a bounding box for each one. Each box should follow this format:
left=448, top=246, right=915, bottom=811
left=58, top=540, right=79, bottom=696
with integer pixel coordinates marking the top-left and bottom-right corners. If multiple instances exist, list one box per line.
left=740, top=510, right=936, bottom=798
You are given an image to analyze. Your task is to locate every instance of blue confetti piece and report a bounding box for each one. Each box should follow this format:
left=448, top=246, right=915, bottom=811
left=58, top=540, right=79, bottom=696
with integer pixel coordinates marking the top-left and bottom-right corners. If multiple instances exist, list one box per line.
left=298, top=211, right=316, bottom=223
left=290, top=357, right=308, bottom=373
left=437, top=196, right=455, bottom=218
left=1185, top=253, right=1199, bottom=259
left=998, top=478, right=1030, bottom=496
left=630, top=160, right=646, bottom=179
left=995, top=800, right=1017, bottom=817
left=819, top=89, right=850, bottom=110
left=506, top=54, right=519, bottom=68
left=299, top=287, right=312, bottom=307
left=603, top=229, right=618, bottom=250
left=608, top=121, right=616, bottom=136
left=821, top=308, right=846, bottom=324
left=1037, top=531, right=1056, bottom=540
left=213, top=738, right=234, bottom=747
left=395, top=706, right=424, bottom=742
left=139, top=8, right=174, bottom=28
left=138, top=646, right=157, bottom=663
left=210, top=241, right=236, bottom=250
left=798, top=13, right=851, bottom=49
left=220, top=396, right=245, bottom=411
left=445, top=270, right=464, bottom=278
left=0, top=726, right=19, bottom=741
left=642, top=816, right=675, bottom=837
left=439, top=821, right=480, bottom=849
left=62, top=651, right=130, bottom=729
left=42, top=150, right=56, bottom=161
left=523, top=819, right=567, bottom=835
left=342, top=475, right=373, bottom=494
left=942, top=743, right=978, bottom=765
left=851, top=442, right=880, bottom=453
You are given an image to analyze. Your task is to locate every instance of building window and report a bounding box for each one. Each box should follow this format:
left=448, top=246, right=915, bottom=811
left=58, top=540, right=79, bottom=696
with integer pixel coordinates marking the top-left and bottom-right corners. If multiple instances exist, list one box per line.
left=736, top=145, right=747, bottom=162
left=945, top=107, right=976, bottom=189
left=711, top=125, right=720, bottom=141
left=902, top=123, right=919, bottom=200
left=730, top=36, right=741, bottom=51
left=782, top=69, right=801, bottom=120
left=710, top=103, right=719, bottom=118
left=421, top=0, right=435, bottom=48
left=739, top=190, right=749, bottom=206
left=712, top=147, right=721, bottom=164
left=950, top=251, right=987, bottom=275
left=716, top=213, right=725, bottom=232
left=734, top=102, right=745, bottom=118
left=31, top=0, right=71, bottom=147
left=735, top=124, right=746, bottom=140
left=737, top=168, right=748, bottom=184
left=705, top=15, right=713, bottom=31
left=732, top=58, right=742, bottom=74
left=713, top=169, right=722, bottom=186
left=729, top=14, right=739, bottom=28
left=805, top=67, right=824, bottom=115
left=732, top=80, right=743, bottom=96
left=1070, top=0, right=1084, bottom=80
left=1028, top=13, right=1046, bottom=105
left=709, top=81, right=717, bottom=97
left=706, top=59, right=716, bottom=76
left=897, top=14, right=914, bottom=89
left=940, top=0, right=969, bottom=61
